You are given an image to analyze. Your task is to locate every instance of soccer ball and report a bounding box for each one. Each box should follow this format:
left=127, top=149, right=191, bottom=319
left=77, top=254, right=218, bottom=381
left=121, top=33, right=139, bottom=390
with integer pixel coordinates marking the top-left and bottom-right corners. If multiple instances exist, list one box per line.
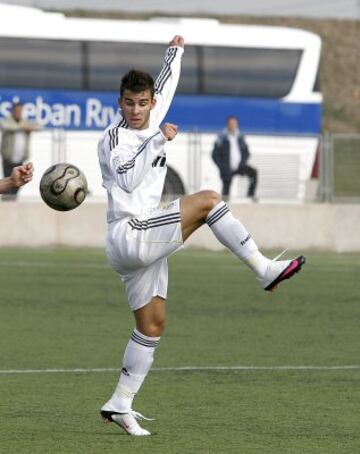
left=39, top=163, right=88, bottom=211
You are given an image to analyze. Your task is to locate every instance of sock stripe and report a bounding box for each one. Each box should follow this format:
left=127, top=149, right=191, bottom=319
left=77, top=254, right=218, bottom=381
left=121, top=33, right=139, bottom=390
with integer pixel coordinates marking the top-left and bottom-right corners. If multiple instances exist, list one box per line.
left=131, top=331, right=160, bottom=348
left=206, top=204, right=230, bottom=227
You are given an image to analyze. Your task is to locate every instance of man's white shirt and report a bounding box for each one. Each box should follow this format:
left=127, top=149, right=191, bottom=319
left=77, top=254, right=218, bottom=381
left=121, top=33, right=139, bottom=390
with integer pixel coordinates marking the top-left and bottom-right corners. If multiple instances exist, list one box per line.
left=98, top=46, right=183, bottom=223
left=228, top=130, right=241, bottom=172
left=12, top=131, right=27, bottom=163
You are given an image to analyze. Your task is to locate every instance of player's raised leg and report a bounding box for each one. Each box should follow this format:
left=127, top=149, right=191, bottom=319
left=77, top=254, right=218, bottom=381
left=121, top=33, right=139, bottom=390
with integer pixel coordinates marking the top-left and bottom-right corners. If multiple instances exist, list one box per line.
left=180, top=190, right=305, bottom=291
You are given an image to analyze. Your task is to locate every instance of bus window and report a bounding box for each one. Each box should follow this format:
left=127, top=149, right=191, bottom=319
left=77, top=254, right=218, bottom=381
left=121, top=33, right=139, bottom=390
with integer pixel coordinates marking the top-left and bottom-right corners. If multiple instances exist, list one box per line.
left=0, top=38, right=82, bottom=90
left=202, top=46, right=302, bottom=98
left=313, top=66, right=321, bottom=92
left=87, top=41, right=199, bottom=94
left=87, top=42, right=163, bottom=91
left=176, top=45, right=199, bottom=94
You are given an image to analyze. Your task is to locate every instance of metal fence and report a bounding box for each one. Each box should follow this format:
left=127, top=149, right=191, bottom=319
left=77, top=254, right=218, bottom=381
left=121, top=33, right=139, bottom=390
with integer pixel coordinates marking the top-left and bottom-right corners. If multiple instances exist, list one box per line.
left=319, top=133, right=360, bottom=202
left=1, top=129, right=359, bottom=203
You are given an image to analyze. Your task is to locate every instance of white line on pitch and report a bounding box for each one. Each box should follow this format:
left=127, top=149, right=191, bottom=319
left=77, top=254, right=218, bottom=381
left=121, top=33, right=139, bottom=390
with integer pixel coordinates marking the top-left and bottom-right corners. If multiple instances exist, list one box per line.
left=0, top=259, right=358, bottom=272
left=0, top=365, right=359, bottom=375
left=0, top=261, right=109, bottom=270
left=0, top=260, right=358, bottom=275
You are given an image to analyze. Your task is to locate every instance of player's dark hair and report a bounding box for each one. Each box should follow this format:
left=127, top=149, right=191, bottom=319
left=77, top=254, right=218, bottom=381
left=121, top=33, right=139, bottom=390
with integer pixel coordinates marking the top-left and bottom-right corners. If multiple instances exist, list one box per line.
left=120, top=69, right=155, bottom=98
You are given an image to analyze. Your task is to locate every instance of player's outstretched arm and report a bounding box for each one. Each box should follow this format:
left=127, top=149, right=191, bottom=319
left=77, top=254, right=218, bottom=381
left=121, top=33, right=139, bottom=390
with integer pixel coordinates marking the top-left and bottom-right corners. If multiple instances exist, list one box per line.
left=0, top=162, right=34, bottom=194
left=153, top=35, right=185, bottom=124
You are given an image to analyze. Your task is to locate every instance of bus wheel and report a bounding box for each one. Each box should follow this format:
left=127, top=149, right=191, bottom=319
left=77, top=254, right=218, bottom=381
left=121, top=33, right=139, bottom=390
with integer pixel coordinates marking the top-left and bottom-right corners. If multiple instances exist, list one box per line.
left=162, top=166, right=185, bottom=201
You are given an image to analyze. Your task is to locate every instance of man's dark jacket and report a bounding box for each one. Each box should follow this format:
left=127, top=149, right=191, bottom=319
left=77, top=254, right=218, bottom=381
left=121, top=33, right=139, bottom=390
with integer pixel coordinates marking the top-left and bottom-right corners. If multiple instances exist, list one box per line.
left=212, top=132, right=250, bottom=180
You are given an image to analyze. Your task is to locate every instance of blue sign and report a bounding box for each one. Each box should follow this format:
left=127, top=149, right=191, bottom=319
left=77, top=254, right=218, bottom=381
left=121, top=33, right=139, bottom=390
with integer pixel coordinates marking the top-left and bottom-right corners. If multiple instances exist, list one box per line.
left=0, top=87, right=321, bottom=134
left=0, top=88, right=118, bottom=130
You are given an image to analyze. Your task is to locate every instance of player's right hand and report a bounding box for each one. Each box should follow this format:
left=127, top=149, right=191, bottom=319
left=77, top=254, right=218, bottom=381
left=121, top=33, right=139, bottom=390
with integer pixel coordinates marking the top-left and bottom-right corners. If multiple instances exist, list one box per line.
left=161, top=123, right=178, bottom=141
left=169, top=35, right=184, bottom=48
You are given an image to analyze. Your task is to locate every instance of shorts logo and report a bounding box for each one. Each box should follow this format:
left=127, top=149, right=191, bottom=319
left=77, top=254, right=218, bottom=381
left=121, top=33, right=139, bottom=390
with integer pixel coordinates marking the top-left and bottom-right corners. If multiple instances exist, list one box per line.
left=162, top=201, right=175, bottom=210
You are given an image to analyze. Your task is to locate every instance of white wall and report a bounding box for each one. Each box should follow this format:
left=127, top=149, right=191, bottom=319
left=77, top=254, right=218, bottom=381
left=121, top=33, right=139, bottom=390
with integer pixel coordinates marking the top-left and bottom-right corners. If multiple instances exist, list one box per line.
left=1, top=201, right=359, bottom=252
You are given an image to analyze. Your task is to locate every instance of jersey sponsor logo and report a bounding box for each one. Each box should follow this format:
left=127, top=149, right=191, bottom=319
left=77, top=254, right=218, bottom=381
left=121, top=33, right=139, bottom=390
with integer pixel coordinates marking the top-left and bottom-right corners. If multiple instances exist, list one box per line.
left=152, top=156, right=167, bottom=167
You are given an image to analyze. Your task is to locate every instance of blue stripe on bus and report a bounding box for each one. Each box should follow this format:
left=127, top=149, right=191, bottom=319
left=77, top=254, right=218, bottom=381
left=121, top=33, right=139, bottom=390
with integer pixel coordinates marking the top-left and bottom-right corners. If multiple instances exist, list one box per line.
left=0, top=87, right=321, bottom=134
left=167, top=95, right=322, bottom=134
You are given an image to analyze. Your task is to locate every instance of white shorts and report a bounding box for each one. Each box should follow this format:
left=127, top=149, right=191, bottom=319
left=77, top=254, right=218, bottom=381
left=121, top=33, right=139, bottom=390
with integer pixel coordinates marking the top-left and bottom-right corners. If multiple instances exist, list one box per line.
left=106, top=199, right=184, bottom=311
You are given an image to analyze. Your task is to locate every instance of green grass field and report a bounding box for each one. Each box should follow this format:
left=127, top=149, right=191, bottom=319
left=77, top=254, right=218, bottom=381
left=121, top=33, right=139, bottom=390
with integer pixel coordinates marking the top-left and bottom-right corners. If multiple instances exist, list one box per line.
left=0, top=248, right=359, bottom=453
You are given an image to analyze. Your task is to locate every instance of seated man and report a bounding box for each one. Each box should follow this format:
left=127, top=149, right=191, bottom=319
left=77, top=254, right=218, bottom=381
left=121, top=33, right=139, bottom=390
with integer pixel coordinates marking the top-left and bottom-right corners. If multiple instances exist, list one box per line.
left=212, top=116, right=258, bottom=201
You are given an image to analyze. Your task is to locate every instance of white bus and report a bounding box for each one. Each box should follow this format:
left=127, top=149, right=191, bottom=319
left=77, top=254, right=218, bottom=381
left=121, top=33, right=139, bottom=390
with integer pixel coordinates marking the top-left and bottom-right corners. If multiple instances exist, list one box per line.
left=0, top=4, right=322, bottom=201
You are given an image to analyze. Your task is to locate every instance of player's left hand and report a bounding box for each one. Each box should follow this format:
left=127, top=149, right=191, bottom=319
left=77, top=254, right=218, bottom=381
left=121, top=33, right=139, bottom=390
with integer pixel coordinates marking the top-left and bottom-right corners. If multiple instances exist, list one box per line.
left=10, top=162, right=34, bottom=187
left=161, top=123, right=178, bottom=141
left=169, top=35, right=184, bottom=48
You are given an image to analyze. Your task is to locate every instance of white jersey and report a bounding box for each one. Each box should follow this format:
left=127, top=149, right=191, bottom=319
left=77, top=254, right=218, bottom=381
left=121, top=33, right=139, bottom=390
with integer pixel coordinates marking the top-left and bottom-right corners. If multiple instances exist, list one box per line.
left=98, top=46, right=184, bottom=223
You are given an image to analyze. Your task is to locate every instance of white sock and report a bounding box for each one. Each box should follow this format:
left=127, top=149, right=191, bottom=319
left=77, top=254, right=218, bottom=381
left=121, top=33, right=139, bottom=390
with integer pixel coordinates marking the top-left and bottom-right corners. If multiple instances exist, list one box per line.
left=102, top=328, right=160, bottom=413
left=206, top=201, right=270, bottom=278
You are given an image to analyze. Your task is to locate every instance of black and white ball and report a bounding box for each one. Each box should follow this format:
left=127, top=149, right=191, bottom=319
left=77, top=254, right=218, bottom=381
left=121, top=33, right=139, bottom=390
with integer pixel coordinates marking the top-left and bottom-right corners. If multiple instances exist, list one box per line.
left=39, top=163, right=88, bottom=211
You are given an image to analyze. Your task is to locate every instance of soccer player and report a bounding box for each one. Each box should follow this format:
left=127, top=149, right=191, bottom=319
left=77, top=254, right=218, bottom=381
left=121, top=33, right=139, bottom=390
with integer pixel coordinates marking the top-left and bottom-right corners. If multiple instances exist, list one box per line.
left=98, top=35, right=305, bottom=436
left=0, top=162, right=33, bottom=194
